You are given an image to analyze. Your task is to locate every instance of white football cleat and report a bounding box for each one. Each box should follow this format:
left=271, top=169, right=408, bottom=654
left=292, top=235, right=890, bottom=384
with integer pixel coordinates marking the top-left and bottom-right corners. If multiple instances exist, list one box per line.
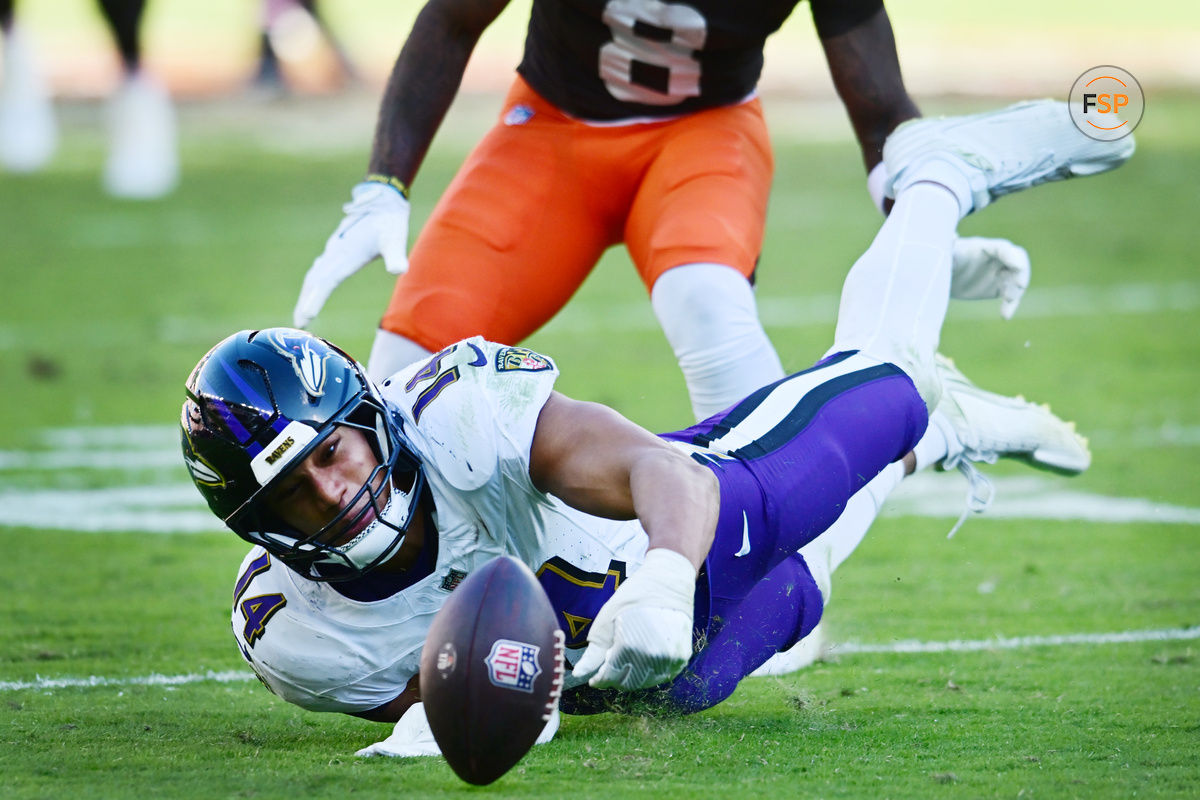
left=930, top=354, right=1091, bottom=475
left=752, top=532, right=837, bottom=677
left=884, top=99, right=1135, bottom=214
left=749, top=622, right=829, bottom=677
left=103, top=72, right=179, bottom=199
left=0, top=25, right=58, bottom=173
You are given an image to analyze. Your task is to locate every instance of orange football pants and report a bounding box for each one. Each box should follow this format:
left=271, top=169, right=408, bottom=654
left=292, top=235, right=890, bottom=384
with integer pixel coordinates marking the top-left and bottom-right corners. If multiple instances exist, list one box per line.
left=380, top=76, right=774, bottom=351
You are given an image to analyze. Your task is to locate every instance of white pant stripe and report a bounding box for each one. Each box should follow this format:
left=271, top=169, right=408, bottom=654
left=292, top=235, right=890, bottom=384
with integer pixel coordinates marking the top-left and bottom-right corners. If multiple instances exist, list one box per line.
left=704, top=353, right=882, bottom=454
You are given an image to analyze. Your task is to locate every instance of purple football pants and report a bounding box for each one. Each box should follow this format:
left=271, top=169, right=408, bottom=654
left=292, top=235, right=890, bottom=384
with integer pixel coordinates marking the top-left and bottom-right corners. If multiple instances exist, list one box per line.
left=562, top=351, right=927, bottom=715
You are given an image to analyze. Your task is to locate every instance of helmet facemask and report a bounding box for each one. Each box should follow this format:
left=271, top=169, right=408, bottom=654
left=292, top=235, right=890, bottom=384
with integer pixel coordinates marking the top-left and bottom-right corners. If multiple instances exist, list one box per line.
left=182, top=328, right=426, bottom=582
left=230, top=399, right=427, bottom=582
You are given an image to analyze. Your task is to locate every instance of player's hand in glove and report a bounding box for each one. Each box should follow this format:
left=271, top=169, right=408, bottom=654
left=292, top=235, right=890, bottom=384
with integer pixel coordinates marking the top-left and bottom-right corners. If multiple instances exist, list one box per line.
left=355, top=701, right=442, bottom=758
left=293, top=178, right=411, bottom=328
left=571, top=548, right=697, bottom=691
left=950, top=236, right=1031, bottom=320
left=355, top=701, right=559, bottom=758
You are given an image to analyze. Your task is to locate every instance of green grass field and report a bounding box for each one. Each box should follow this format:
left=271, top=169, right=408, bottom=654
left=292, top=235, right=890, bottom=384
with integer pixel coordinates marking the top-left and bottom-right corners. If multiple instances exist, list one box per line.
left=2, top=24, right=1199, bottom=799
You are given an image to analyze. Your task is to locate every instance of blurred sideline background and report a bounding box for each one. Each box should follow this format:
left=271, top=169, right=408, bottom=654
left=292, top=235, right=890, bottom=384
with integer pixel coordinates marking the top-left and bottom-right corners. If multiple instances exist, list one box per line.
left=12, top=0, right=1200, bottom=100
left=6, top=0, right=1195, bottom=191
left=1, top=0, right=1195, bottom=430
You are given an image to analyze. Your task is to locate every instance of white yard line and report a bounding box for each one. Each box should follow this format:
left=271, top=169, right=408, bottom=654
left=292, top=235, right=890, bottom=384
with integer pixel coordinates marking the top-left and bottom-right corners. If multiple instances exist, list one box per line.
left=835, top=626, right=1200, bottom=655
left=4, top=472, right=1197, bottom=533
left=884, top=472, right=1200, bottom=526
left=2, top=421, right=1199, bottom=532
left=4, top=627, right=1196, bottom=693
left=0, top=670, right=254, bottom=692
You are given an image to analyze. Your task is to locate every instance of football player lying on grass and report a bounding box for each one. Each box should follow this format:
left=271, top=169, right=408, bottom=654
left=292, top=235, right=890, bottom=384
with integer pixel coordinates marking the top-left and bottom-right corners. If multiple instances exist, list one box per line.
left=181, top=100, right=1131, bottom=756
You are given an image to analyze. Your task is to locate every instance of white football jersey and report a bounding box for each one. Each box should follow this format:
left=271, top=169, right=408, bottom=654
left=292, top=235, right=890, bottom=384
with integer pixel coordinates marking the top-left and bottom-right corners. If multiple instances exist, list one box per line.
left=231, top=339, right=649, bottom=714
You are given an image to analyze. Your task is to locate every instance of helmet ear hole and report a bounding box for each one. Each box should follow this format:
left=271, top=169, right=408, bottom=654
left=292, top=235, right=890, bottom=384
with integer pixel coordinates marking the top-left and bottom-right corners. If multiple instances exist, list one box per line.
left=182, top=327, right=425, bottom=582
left=376, top=413, right=391, bottom=462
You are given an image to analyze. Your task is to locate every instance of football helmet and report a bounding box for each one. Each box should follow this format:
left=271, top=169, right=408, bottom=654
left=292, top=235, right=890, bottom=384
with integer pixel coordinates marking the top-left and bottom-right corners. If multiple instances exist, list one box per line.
left=181, top=327, right=424, bottom=580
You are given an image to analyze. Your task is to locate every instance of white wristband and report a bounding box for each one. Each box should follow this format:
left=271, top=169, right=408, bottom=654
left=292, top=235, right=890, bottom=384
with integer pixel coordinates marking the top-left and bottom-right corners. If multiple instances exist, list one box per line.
left=867, top=162, right=888, bottom=215
left=640, top=548, right=698, bottom=594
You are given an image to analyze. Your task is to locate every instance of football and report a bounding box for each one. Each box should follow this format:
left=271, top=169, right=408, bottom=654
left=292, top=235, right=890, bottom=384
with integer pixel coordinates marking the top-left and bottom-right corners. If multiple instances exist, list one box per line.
left=420, top=555, right=565, bottom=785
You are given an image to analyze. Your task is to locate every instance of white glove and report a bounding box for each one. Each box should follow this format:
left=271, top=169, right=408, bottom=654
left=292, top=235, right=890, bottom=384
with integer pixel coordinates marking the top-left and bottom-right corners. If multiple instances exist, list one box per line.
left=355, top=701, right=441, bottom=758
left=355, top=701, right=561, bottom=758
left=571, top=548, right=696, bottom=691
left=293, top=180, right=411, bottom=328
left=950, top=236, right=1031, bottom=320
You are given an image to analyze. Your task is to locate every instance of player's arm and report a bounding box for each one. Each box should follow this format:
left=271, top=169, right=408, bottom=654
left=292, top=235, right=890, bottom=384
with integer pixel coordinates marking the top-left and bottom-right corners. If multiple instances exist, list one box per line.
left=293, top=0, right=512, bottom=328
left=369, top=0, right=512, bottom=185
left=529, top=392, right=719, bottom=692
left=528, top=392, right=718, bottom=571
left=349, top=673, right=422, bottom=723
left=811, top=0, right=920, bottom=171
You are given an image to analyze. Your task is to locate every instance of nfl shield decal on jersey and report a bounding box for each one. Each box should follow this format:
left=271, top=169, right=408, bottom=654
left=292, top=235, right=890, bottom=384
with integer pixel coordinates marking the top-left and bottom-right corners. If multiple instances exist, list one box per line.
left=484, top=638, right=542, bottom=692
left=440, top=568, right=469, bottom=592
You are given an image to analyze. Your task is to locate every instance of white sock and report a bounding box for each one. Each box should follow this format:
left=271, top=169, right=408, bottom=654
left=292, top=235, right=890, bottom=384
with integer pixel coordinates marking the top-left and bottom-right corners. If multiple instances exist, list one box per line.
left=651, top=263, right=785, bottom=421
left=912, top=421, right=950, bottom=472
left=799, top=460, right=906, bottom=603
left=862, top=459, right=907, bottom=514
left=827, top=181, right=961, bottom=408
left=367, top=328, right=432, bottom=383
left=892, top=156, right=975, bottom=220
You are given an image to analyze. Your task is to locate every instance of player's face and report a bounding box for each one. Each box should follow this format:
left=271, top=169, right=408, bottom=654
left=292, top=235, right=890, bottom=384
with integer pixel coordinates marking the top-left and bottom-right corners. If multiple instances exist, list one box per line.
left=264, top=425, right=385, bottom=543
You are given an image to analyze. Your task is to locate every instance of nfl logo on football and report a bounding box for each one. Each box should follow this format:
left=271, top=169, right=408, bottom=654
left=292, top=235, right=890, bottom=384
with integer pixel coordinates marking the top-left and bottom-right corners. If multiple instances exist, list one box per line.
left=484, top=639, right=542, bottom=693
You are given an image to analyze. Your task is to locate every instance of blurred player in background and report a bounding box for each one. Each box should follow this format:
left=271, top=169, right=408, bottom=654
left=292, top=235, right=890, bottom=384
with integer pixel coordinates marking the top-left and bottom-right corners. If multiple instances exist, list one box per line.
left=293, top=0, right=1031, bottom=423
left=187, top=103, right=1131, bottom=754
left=0, top=0, right=176, bottom=198
left=253, top=0, right=358, bottom=93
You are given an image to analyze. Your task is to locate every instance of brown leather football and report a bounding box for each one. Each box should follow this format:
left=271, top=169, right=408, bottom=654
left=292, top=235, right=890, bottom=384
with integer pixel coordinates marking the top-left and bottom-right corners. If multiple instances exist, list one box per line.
left=420, top=555, right=565, bottom=785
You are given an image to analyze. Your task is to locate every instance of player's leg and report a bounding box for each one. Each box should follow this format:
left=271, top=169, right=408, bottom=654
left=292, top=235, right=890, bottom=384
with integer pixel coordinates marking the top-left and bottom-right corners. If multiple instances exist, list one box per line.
left=746, top=455, right=909, bottom=675
left=96, top=0, right=143, bottom=72
left=366, top=329, right=432, bottom=383
left=650, top=264, right=784, bottom=421
left=749, top=354, right=1092, bottom=677
left=98, top=0, right=177, bottom=198
left=664, top=351, right=928, bottom=606
left=300, top=0, right=357, bottom=82
left=571, top=455, right=914, bottom=711
left=672, top=346, right=1091, bottom=673
left=636, top=391, right=1061, bottom=701
left=677, top=358, right=921, bottom=686
left=376, top=78, right=637, bottom=374
left=256, top=0, right=357, bottom=90
left=660, top=552, right=824, bottom=713
left=825, top=168, right=967, bottom=410
left=882, top=100, right=1136, bottom=215
left=559, top=551, right=822, bottom=715
left=255, top=0, right=285, bottom=88
left=830, top=100, right=1136, bottom=409
left=630, top=100, right=784, bottom=421
left=0, top=0, right=58, bottom=172
left=577, top=353, right=1094, bottom=706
